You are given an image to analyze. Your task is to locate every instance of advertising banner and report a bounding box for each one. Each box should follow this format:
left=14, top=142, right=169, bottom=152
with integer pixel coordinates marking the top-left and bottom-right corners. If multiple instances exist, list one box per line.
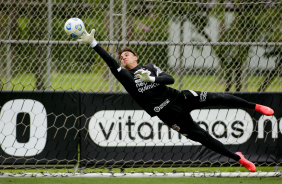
left=0, top=91, right=281, bottom=166
left=80, top=92, right=282, bottom=166
left=0, top=91, right=79, bottom=164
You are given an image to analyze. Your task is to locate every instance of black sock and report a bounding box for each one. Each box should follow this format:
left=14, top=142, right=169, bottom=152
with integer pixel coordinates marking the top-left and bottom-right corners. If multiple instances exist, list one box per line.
left=182, top=120, right=241, bottom=162
left=207, top=93, right=256, bottom=109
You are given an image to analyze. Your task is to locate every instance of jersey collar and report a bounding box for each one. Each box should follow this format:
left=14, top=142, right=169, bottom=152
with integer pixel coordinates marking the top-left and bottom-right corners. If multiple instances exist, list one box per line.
left=129, top=65, right=142, bottom=72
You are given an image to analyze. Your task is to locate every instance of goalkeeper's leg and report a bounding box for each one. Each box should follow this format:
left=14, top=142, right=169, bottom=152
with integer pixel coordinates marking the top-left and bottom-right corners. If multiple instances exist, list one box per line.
left=176, top=114, right=256, bottom=172
left=182, top=90, right=274, bottom=116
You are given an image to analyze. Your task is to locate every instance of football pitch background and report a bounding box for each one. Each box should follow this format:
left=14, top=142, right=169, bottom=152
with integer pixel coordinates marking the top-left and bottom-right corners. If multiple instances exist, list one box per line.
left=0, top=177, right=281, bottom=184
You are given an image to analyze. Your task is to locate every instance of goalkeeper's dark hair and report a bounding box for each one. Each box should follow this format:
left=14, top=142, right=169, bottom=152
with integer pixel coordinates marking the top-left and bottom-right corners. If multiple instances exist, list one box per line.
left=118, top=47, right=137, bottom=58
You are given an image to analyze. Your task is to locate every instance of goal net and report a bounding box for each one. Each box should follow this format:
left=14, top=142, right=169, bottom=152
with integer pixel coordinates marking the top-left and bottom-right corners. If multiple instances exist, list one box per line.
left=0, top=0, right=281, bottom=178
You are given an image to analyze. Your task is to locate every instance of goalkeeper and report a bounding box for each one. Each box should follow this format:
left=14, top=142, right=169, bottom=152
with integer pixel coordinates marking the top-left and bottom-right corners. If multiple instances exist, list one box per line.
left=78, top=29, right=274, bottom=172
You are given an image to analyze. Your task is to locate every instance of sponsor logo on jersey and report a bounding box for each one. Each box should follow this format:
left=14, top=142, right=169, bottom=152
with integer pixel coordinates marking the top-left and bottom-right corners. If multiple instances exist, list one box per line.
left=200, top=91, right=207, bottom=102
left=134, top=71, right=160, bottom=93
left=154, top=99, right=170, bottom=112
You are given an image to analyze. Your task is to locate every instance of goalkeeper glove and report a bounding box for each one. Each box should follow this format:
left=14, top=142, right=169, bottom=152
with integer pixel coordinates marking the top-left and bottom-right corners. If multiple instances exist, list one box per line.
left=77, top=29, right=97, bottom=47
left=134, top=69, right=155, bottom=82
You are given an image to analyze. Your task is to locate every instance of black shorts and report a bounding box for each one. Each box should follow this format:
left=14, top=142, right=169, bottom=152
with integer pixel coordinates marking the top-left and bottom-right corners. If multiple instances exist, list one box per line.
left=157, top=89, right=253, bottom=129
left=157, top=90, right=206, bottom=127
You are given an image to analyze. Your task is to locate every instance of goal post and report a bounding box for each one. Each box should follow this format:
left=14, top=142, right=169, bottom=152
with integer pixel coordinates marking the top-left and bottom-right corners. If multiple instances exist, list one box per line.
left=0, top=0, right=281, bottom=178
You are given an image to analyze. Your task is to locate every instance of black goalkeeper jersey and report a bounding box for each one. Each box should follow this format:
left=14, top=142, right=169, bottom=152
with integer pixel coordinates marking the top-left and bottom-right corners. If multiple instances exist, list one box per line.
left=93, top=44, right=180, bottom=116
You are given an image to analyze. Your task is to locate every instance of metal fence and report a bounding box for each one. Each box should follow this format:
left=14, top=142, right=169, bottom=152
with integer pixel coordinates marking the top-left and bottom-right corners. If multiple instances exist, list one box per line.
left=0, top=0, right=281, bottom=92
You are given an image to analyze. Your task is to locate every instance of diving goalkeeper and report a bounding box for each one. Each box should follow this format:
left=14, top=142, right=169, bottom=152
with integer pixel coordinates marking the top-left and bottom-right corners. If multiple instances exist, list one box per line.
left=78, top=29, right=274, bottom=172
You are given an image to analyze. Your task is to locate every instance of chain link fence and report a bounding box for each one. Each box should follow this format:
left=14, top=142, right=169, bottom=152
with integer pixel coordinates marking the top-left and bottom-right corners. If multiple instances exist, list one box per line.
left=0, top=0, right=281, bottom=92
left=0, top=1, right=281, bottom=176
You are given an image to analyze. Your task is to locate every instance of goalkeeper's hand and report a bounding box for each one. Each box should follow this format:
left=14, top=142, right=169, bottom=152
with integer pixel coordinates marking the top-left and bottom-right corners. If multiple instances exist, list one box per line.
left=77, top=29, right=97, bottom=47
left=134, top=69, right=155, bottom=82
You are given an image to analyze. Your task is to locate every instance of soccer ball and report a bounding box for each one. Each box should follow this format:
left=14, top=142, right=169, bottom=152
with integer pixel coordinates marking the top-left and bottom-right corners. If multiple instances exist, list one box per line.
left=64, top=18, right=86, bottom=38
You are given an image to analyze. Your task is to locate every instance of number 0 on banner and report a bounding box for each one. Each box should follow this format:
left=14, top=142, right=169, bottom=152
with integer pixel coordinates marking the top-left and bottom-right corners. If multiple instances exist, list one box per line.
left=0, top=99, right=47, bottom=157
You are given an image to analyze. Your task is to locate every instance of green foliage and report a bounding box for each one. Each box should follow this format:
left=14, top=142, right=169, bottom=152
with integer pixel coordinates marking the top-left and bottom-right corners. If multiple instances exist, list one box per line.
left=0, top=1, right=281, bottom=91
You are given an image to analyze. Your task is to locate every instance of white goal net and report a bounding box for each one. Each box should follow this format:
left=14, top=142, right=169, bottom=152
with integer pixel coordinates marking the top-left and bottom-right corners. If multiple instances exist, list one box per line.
left=0, top=0, right=281, bottom=178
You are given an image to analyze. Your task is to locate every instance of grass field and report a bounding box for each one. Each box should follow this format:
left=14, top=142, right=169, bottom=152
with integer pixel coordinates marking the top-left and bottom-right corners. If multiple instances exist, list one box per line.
left=0, top=177, right=281, bottom=184
left=2, top=73, right=282, bottom=92
left=0, top=166, right=282, bottom=180
left=2, top=166, right=281, bottom=174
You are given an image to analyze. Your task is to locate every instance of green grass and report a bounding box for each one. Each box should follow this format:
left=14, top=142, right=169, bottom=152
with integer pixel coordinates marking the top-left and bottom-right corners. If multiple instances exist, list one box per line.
left=1, top=167, right=281, bottom=183
left=1, top=73, right=282, bottom=92
left=2, top=166, right=280, bottom=174
left=0, top=177, right=281, bottom=184
left=1, top=166, right=282, bottom=183
left=82, top=166, right=281, bottom=173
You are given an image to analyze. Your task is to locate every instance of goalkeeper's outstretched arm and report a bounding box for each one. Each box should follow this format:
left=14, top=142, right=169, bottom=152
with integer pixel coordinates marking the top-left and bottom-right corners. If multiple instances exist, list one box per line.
left=77, top=29, right=121, bottom=76
left=77, top=29, right=175, bottom=85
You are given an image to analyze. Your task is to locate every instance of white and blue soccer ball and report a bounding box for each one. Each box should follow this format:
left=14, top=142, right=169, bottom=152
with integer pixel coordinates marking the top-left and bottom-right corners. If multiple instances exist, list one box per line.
left=64, top=18, right=86, bottom=38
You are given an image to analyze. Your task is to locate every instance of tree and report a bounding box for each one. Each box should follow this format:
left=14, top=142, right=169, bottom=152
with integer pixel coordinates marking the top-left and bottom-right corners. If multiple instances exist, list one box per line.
left=184, top=0, right=278, bottom=92
left=258, top=4, right=282, bottom=91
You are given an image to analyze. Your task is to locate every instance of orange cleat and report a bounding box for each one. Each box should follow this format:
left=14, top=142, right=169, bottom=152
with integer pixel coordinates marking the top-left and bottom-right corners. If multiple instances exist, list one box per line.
left=236, top=152, right=256, bottom=172
left=254, top=104, right=274, bottom=116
